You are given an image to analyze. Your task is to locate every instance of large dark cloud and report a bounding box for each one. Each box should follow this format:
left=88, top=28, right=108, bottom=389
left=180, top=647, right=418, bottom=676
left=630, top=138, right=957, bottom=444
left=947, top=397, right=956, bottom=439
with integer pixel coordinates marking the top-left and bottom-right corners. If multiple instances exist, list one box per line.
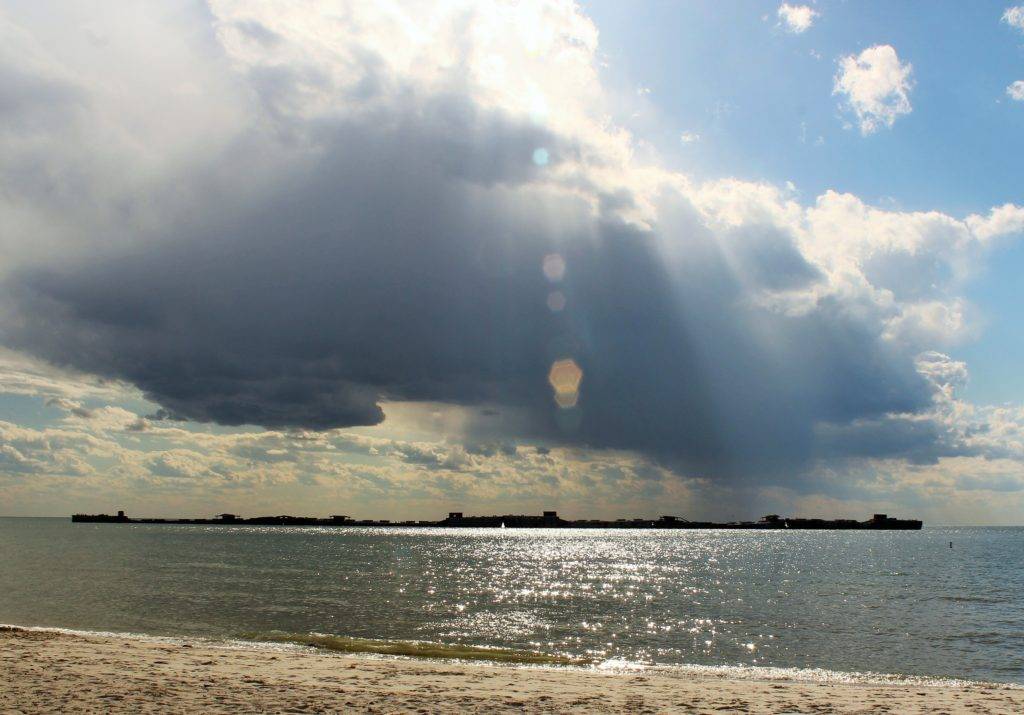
left=0, top=88, right=938, bottom=480
left=0, top=0, right=955, bottom=484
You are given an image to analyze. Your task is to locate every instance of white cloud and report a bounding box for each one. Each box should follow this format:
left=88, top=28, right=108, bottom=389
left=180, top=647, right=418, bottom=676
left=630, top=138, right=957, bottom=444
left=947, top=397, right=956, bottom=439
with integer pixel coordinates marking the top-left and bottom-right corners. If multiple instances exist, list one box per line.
left=679, top=131, right=700, bottom=144
left=777, top=4, right=818, bottom=34
left=0, top=420, right=115, bottom=477
left=966, top=203, right=1024, bottom=242
left=833, top=45, right=913, bottom=134
left=1003, top=6, right=1024, bottom=32
left=1007, top=80, right=1024, bottom=101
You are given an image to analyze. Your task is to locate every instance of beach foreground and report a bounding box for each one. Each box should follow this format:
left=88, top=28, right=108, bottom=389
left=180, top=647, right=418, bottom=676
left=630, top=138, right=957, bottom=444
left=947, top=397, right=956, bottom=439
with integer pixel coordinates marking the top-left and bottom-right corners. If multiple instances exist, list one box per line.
left=1, top=627, right=1021, bottom=714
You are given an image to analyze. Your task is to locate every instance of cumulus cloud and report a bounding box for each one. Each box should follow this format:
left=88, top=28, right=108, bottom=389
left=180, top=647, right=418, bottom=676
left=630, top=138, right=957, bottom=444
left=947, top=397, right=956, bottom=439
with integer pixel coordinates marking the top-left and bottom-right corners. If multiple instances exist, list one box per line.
left=777, top=4, right=819, bottom=34
left=966, top=203, right=1024, bottom=241
left=0, top=421, right=113, bottom=478
left=0, top=0, right=1022, bottom=495
left=833, top=45, right=913, bottom=134
left=1007, top=80, right=1024, bottom=101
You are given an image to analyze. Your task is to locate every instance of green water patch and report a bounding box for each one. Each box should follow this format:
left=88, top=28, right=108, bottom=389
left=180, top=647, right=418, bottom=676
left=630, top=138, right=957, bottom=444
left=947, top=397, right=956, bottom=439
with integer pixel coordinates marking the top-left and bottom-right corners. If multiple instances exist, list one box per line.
left=238, top=631, right=583, bottom=665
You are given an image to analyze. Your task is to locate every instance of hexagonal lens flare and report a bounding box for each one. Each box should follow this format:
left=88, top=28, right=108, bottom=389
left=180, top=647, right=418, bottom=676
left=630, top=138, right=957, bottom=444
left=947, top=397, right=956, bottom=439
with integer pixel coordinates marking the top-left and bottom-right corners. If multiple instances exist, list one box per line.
left=548, top=358, right=582, bottom=409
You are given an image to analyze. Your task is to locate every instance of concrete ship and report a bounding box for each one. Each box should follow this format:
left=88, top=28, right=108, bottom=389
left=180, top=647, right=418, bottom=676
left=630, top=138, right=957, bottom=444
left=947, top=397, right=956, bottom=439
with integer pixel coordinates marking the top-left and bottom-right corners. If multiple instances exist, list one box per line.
left=71, top=510, right=923, bottom=530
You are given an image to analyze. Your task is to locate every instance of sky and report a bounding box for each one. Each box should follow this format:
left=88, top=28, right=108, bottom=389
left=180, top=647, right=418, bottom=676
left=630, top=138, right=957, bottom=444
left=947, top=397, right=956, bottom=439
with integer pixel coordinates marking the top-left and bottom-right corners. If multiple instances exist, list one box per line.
left=1, top=1, right=1023, bottom=524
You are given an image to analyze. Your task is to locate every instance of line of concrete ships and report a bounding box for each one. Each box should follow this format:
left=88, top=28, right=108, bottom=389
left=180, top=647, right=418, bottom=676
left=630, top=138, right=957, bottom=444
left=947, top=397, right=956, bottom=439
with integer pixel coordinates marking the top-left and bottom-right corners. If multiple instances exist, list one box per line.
left=72, top=510, right=922, bottom=530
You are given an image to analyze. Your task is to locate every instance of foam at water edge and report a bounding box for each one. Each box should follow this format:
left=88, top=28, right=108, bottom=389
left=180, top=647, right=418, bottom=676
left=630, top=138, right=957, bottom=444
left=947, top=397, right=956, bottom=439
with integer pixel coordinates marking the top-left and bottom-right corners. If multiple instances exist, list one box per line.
left=644, top=663, right=1023, bottom=689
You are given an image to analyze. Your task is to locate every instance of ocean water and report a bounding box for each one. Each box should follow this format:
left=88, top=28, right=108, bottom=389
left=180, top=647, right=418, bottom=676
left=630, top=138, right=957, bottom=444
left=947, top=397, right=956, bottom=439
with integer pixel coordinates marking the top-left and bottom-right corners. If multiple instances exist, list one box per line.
left=1, top=518, right=1022, bottom=684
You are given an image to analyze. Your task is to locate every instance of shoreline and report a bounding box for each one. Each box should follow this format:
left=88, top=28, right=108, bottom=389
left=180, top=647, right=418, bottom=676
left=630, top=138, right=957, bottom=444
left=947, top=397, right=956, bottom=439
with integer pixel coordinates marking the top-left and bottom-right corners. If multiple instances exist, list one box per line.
left=2, top=625, right=1022, bottom=713
left=2, top=621, right=1016, bottom=690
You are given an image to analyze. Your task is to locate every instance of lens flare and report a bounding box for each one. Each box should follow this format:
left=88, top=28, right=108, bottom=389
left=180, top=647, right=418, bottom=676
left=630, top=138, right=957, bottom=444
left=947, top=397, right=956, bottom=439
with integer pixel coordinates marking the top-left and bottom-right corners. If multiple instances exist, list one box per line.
left=542, top=253, right=565, bottom=282
left=548, top=358, right=582, bottom=408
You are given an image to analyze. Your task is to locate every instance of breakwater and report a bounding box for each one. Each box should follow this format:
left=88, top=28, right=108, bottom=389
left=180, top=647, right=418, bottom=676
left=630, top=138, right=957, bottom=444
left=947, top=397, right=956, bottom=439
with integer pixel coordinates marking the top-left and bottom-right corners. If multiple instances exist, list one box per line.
left=71, top=510, right=922, bottom=529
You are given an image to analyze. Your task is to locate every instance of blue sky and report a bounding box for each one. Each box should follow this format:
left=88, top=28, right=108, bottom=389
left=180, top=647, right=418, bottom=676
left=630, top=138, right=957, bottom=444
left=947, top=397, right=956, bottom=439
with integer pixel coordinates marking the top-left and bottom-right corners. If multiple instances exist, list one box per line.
left=1, top=1, right=1023, bottom=523
left=583, top=0, right=1024, bottom=404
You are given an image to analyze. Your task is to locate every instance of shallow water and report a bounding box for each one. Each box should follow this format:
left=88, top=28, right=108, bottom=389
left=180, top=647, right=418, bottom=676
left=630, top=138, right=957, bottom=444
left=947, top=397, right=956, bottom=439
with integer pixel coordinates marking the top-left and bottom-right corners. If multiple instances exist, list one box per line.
left=1, top=518, right=1022, bottom=683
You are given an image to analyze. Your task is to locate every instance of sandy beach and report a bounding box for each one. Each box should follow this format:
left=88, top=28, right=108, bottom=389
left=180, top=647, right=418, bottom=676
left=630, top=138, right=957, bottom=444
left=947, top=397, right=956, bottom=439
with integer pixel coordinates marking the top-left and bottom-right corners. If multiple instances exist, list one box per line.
left=0, top=626, right=1021, bottom=713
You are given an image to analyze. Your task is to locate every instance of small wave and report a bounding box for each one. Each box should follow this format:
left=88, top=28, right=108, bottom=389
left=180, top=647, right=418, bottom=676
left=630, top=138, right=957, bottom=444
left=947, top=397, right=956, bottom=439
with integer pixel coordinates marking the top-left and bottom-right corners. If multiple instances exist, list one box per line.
left=934, top=595, right=1008, bottom=604
left=1, top=623, right=190, bottom=644
left=238, top=631, right=583, bottom=665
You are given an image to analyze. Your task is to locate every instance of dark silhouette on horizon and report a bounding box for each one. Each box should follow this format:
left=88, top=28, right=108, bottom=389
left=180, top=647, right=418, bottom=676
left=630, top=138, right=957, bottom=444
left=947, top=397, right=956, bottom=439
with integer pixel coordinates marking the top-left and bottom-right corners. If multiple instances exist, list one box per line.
left=71, top=510, right=923, bottom=530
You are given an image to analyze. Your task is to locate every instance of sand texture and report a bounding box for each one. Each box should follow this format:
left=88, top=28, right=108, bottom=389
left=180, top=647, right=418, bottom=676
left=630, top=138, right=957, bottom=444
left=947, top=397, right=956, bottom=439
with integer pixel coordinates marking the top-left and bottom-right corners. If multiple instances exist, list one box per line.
left=1, top=626, right=1022, bottom=714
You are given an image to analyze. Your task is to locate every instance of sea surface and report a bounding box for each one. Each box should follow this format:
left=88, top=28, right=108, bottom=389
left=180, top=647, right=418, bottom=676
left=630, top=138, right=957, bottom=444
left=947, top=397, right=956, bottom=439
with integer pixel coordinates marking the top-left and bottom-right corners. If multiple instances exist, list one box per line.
left=2, top=518, right=1022, bottom=684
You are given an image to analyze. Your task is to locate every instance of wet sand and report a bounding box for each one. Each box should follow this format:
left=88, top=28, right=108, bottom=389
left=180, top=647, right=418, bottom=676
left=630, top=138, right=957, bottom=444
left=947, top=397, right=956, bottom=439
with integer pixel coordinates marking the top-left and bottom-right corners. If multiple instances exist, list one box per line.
left=1, top=626, right=1021, bottom=713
